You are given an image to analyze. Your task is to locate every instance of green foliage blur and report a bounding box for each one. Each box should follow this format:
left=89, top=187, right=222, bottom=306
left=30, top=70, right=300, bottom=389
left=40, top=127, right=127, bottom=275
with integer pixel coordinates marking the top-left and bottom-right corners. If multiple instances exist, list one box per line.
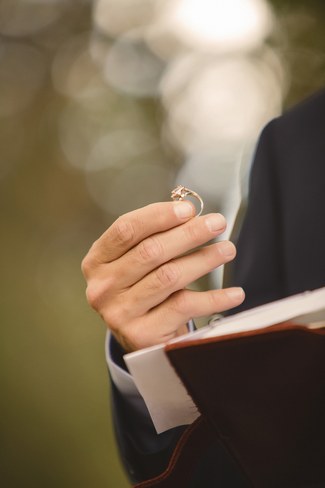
left=1, top=3, right=129, bottom=487
left=0, top=1, right=324, bottom=487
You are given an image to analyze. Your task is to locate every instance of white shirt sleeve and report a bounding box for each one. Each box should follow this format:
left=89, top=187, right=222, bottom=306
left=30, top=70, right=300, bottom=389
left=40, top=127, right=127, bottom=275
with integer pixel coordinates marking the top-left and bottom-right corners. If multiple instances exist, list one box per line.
left=106, top=320, right=196, bottom=400
left=105, top=331, right=140, bottom=397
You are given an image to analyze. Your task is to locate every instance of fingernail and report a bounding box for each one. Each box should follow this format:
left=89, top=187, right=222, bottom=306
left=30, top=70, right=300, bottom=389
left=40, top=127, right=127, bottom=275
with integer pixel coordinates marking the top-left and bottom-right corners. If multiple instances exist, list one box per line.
left=218, top=241, right=236, bottom=257
left=205, top=214, right=226, bottom=232
left=226, top=287, right=245, bottom=301
left=174, top=201, right=194, bottom=219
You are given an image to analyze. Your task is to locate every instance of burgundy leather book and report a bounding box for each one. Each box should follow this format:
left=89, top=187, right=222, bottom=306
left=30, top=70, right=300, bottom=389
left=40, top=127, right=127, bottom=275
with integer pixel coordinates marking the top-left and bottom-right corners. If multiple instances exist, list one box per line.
left=135, top=323, right=325, bottom=488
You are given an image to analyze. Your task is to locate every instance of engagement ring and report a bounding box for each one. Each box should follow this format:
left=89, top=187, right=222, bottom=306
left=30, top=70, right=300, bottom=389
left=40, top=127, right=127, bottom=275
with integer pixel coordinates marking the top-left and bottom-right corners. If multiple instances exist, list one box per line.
left=171, top=185, right=204, bottom=216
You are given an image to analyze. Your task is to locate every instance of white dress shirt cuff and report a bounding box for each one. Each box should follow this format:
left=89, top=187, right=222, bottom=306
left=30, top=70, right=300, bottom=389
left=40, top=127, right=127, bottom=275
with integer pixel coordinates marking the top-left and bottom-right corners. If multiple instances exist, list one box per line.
left=106, top=320, right=196, bottom=397
left=105, top=331, right=140, bottom=397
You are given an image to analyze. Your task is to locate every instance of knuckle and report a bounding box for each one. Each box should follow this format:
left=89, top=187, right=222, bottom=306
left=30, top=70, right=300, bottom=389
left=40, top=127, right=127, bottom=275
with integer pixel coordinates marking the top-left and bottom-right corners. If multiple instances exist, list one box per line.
left=149, top=202, right=169, bottom=222
left=102, top=305, right=122, bottom=331
left=155, top=261, right=180, bottom=288
left=81, top=244, right=102, bottom=276
left=101, top=291, right=132, bottom=330
left=183, top=221, right=201, bottom=242
left=137, top=236, right=163, bottom=264
left=81, top=251, right=97, bottom=277
left=113, top=217, right=136, bottom=246
left=85, top=277, right=114, bottom=311
left=85, top=282, right=102, bottom=310
left=145, top=202, right=164, bottom=217
left=207, top=289, right=230, bottom=311
left=207, top=290, right=220, bottom=309
left=170, top=290, right=189, bottom=315
left=81, top=255, right=90, bottom=277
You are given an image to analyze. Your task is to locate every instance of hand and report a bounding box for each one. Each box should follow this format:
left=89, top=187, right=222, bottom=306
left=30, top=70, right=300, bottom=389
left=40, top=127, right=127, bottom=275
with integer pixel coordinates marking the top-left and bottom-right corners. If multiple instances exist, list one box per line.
left=81, top=201, right=245, bottom=352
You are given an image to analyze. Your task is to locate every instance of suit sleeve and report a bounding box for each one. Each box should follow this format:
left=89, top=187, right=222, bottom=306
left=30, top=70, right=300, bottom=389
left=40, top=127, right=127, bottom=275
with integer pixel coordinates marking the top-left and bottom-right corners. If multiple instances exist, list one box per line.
left=229, top=119, right=286, bottom=311
left=108, top=335, right=187, bottom=484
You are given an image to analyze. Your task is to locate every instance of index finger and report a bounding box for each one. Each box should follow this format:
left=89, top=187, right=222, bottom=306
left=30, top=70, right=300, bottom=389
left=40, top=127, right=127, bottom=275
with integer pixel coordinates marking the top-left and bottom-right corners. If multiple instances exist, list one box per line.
left=89, top=201, right=195, bottom=264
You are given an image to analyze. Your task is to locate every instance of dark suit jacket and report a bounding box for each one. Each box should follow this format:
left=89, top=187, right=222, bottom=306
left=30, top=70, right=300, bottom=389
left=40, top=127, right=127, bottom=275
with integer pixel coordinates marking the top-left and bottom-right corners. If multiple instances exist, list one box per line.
left=111, top=88, right=325, bottom=486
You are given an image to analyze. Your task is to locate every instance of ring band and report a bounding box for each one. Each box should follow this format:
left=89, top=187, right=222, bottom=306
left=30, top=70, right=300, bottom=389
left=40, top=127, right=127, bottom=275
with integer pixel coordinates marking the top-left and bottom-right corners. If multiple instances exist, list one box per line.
left=171, top=185, right=204, bottom=216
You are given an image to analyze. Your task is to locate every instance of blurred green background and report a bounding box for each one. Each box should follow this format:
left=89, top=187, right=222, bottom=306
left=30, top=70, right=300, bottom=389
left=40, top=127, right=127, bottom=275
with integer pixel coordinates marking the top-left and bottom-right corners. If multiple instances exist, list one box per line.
left=1, top=1, right=324, bottom=487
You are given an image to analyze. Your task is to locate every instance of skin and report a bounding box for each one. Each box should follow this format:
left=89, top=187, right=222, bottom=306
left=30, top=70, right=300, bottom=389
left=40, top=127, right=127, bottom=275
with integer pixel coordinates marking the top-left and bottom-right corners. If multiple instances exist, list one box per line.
left=82, top=201, right=245, bottom=352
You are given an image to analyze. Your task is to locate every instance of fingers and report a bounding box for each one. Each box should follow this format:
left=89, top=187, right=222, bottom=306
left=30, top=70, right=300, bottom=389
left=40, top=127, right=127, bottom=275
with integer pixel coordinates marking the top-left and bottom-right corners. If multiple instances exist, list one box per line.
left=84, top=201, right=195, bottom=266
left=116, top=287, right=245, bottom=351
left=122, top=240, right=237, bottom=317
left=82, top=201, right=245, bottom=353
left=107, top=212, right=227, bottom=288
left=160, top=287, right=245, bottom=325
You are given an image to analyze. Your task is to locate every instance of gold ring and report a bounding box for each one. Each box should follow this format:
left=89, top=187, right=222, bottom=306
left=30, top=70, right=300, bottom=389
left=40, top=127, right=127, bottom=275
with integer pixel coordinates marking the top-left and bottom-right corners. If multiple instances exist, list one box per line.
left=171, top=185, right=204, bottom=216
